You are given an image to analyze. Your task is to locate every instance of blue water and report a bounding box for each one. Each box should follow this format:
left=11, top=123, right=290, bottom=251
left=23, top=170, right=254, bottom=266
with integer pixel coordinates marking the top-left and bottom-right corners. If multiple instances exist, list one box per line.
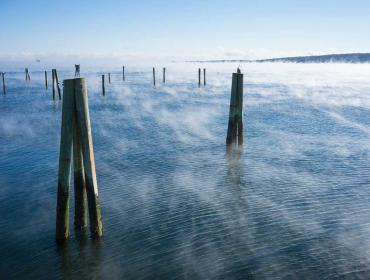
left=1, top=63, right=370, bottom=279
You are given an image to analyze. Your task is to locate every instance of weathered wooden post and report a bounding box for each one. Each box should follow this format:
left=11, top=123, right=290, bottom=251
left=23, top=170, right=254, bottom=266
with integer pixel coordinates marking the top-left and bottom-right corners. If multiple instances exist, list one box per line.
left=153, top=67, right=156, bottom=87
left=52, top=69, right=56, bottom=100
left=55, top=69, right=61, bottom=100
left=56, top=78, right=103, bottom=243
left=1, top=72, right=6, bottom=95
left=122, top=66, right=125, bottom=81
left=25, top=68, right=30, bottom=81
left=102, top=75, right=105, bottom=96
left=226, top=69, right=243, bottom=147
left=75, top=64, right=80, bottom=77
left=45, top=71, right=48, bottom=89
left=203, top=68, right=206, bottom=86
left=198, top=68, right=201, bottom=88
left=108, top=73, right=111, bottom=84
left=163, top=67, right=166, bottom=83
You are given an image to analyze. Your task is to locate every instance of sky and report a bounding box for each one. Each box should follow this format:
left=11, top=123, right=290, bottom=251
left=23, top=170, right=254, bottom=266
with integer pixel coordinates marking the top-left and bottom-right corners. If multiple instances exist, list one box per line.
left=0, top=0, right=369, bottom=65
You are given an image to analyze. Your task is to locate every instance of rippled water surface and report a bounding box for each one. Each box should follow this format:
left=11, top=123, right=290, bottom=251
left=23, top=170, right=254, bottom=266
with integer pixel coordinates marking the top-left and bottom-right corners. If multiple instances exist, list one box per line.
left=1, top=63, right=370, bottom=279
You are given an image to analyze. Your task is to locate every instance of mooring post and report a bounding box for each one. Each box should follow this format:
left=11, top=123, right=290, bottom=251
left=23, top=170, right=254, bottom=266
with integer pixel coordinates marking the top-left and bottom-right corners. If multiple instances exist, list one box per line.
left=198, top=68, right=201, bottom=88
left=163, top=67, right=166, bottom=83
left=55, top=69, right=61, bottom=100
left=226, top=68, right=243, bottom=146
left=123, top=66, right=125, bottom=81
left=45, top=71, right=48, bottom=89
left=108, top=73, right=111, bottom=84
left=1, top=72, right=6, bottom=95
left=74, top=78, right=103, bottom=239
left=52, top=69, right=56, bottom=100
left=25, top=68, right=30, bottom=81
left=203, top=68, right=206, bottom=86
left=153, top=67, right=156, bottom=87
left=56, top=78, right=75, bottom=242
left=56, top=78, right=103, bottom=242
left=102, top=75, right=105, bottom=96
left=73, top=108, right=87, bottom=230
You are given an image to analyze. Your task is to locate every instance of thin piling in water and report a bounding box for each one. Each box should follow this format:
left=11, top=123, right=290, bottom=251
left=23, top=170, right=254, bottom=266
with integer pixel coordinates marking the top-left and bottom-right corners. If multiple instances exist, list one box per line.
left=56, top=78, right=103, bottom=243
left=55, top=69, right=61, bottom=100
left=45, top=71, right=48, bottom=89
left=203, top=68, right=206, bottom=86
left=226, top=68, right=244, bottom=147
left=198, top=68, right=201, bottom=88
left=1, top=72, right=6, bottom=95
left=108, top=73, right=111, bottom=84
left=102, top=75, right=105, bottom=96
left=153, top=67, right=156, bottom=87
left=163, top=67, right=166, bottom=83
left=123, top=66, right=125, bottom=81
left=52, top=69, right=56, bottom=100
left=25, top=68, right=30, bottom=81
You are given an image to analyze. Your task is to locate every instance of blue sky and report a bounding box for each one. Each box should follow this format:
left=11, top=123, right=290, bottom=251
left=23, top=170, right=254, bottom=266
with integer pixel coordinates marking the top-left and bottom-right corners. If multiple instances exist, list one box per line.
left=0, top=0, right=369, bottom=63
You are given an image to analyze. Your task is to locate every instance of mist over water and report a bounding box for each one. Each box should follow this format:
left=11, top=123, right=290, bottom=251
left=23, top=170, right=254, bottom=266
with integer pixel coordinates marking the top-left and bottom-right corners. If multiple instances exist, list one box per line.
left=1, top=63, right=370, bottom=279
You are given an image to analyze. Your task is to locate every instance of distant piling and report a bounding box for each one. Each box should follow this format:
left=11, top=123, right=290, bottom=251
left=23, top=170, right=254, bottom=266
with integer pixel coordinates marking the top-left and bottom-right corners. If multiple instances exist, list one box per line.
left=198, top=68, right=201, bottom=88
left=226, top=68, right=243, bottom=147
left=45, top=71, right=48, bottom=89
left=153, top=67, right=156, bottom=87
left=75, top=64, right=80, bottom=77
left=163, top=67, right=166, bottom=83
left=25, top=68, right=30, bottom=81
left=56, top=78, right=103, bottom=243
left=55, top=69, right=61, bottom=100
left=1, top=72, right=6, bottom=95
left=102, top=75, right=105, bottom=96
left=52, top=70, right=56, bottom=100
left=122, top=66, right=125, bottom=81
left=108, top=73, right=111, bottom=84
left=203, top=68, right=206, bottom=86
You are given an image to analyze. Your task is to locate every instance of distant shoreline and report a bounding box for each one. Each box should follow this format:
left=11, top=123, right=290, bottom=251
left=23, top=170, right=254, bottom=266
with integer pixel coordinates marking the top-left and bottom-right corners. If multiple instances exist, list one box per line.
left=182, top=53, right=370, bottom=64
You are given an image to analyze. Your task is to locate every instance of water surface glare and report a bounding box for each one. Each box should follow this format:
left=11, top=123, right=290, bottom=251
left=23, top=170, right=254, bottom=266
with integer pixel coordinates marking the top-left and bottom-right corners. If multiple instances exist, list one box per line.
left=1, top=63, right=370, bottom=279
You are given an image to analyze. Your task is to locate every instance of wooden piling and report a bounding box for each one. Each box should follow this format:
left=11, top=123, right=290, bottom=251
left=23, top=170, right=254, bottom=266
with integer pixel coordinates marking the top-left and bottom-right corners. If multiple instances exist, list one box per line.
left=1, top=72, right=6, bottom=95
left=153, top=67, right=156, bottom=87
left=52, top=69, right=56, bottom=100
left=163, top=67, right=166, bottom=83
left=108, top=73, right=111, bottom=84
left=123, top=66, right=125, bottom=81
left=73, top=110, right=87, bottom=230
left=75, top=64, right=80, bottom=77
left=56, top=78, right=103, bottom=242
left=102, top=75, right=105, bottom=96
left=55, top=70, right=61, bottom=100
left=198, top=68, right=201, bottom=88
left=203, top=68, right=206, bottom=86
left=45, top=71, right=48, bottom=89
left=25, top=68, right=30, bottom=81
left=56, top=78, right=75, bottom=242
left=74, top=78, right=103, bottom=239
left=226, top=69, right=243, bottom=146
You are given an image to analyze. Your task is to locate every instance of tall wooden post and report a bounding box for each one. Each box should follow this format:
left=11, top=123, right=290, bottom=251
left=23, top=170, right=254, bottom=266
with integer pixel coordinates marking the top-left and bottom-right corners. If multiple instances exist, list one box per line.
left=123, top=66, right=125, bottom=81
left=163, top=67, right=166, bottom=83
left=108, top=73, right=111, bottom=84
left=52, top=69, right=56, bottom=100
left=203, top=68, right=206, bottom=86
left=74, top=78, right=103, bottom=239
left=153, top=67, right=156, bottom=86
left=56, top=78, right=103, bottom=243
left=55, top=69, right=61, bottom=100
left=198, top=68, right=201, bottom=88
left=226, top=69, right=243, bottom=146
left=45, top=71, right=48, bottom=89
left=1, top=72, right=6, bottom=95
left=25, top=68, right=30, bottom=81
left=102, top=75, right=105, bottom=96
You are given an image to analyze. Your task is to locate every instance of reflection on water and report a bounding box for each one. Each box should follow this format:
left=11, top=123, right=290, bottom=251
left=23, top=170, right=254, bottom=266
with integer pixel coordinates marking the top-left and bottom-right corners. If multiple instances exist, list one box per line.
left=1, top=63, right=370, bottom=279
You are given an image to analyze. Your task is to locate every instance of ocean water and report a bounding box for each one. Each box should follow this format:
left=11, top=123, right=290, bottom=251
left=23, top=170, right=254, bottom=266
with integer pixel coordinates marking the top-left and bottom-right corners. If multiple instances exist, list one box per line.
left=1, top=63, right=370, bottom=279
